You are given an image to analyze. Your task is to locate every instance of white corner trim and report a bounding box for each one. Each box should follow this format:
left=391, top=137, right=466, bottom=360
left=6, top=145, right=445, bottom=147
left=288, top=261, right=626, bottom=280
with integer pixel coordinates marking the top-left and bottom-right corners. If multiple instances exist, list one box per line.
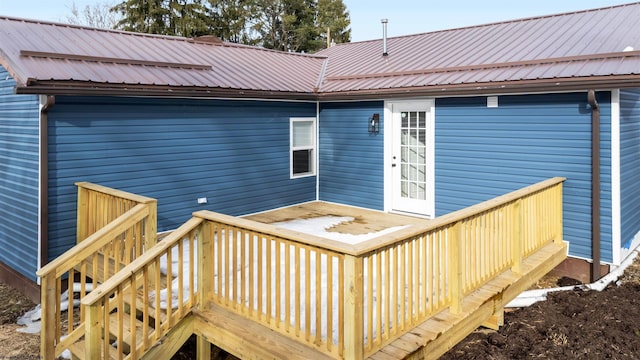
left=383, top=101, right=393, bottom=213
left=611, top=89, right=621, bottom=265
left=37, top=95, right=46, bottom=285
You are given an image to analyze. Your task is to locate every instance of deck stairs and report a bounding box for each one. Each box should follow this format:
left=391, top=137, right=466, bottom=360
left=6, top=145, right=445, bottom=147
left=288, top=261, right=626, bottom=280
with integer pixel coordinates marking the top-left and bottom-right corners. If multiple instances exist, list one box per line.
left=67, top=283, right=169, bottom=360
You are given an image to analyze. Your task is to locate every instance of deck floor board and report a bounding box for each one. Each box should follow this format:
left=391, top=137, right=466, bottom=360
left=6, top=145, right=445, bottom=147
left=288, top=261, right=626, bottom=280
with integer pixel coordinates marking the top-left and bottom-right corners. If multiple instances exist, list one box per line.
left=244, top=201, right=431, bottom=236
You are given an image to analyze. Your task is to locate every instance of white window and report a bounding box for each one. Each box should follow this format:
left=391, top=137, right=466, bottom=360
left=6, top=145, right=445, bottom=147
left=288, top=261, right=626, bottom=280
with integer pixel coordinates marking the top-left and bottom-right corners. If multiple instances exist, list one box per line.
left=290, top=117, right=316, bottom=178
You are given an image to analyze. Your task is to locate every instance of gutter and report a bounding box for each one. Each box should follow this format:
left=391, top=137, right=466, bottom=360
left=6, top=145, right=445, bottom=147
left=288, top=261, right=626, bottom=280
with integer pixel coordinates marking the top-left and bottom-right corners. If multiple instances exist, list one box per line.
left=588, top=90, right=601, bottom=282
left=38, top=95, right=54, bottom=271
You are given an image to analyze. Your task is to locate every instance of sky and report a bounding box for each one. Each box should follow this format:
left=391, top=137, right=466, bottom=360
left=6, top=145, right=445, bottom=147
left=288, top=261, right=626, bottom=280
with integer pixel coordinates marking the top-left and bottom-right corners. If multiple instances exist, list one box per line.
left=0, top=0, right=633, bottom=42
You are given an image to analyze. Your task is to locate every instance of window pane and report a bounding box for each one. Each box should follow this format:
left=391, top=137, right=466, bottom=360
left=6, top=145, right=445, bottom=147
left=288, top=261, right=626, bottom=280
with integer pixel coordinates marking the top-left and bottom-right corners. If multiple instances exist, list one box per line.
left=293, top=121, right=313, bottom=147
left=293, top=149, right=311, bottom=174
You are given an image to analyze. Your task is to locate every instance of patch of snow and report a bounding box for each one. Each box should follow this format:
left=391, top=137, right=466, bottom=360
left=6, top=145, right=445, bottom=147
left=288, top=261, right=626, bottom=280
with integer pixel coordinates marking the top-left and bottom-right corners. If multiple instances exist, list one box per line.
left=17, top=283, right=94, bottom=334
left=150, top=239, right=198, bottom=310
left=273, top=215, right=408, bottom=244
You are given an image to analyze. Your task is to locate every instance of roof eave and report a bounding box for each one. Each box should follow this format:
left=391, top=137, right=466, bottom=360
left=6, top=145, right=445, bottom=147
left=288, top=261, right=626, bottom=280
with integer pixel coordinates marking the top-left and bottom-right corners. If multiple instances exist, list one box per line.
left=317, top=76, right=640, bottom=101
left=14, top=75, right=640, bottom=102
left=14, top=81, right=319, bottom=101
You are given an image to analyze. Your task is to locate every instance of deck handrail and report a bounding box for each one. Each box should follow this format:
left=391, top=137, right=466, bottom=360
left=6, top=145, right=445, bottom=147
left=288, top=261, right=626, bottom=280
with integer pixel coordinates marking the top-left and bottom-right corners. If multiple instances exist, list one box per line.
left=81, top=217, right=203, bottom=306
left=75, top=181, right=157, bottom=244
left=350, top=176, right=567, bottom=255
left=81, top=217, right=203, bottom=359
left=37, top=204, right=150, bottom=278
left=38, top=183, right=158, bottom=360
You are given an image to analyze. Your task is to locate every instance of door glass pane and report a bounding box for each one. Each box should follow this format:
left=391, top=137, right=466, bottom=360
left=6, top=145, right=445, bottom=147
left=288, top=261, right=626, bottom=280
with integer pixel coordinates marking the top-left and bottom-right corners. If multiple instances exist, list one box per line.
left=399, top=110, right=428, bottom=201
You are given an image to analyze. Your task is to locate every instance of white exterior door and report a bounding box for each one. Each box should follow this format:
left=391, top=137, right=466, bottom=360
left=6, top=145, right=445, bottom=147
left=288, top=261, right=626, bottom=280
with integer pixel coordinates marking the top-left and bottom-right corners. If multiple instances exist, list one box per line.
left=387, top=100, right=435, bottom=217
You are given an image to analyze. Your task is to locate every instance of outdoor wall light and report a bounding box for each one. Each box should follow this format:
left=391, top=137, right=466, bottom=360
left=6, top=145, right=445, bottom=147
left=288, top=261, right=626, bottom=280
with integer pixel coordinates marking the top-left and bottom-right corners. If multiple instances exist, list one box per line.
left=369, top=113, right=380, bottom=134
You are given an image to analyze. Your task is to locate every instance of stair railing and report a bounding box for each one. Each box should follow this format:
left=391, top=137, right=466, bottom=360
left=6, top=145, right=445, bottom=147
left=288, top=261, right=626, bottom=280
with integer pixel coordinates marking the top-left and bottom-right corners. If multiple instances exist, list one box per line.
left=37, top=183, right=157, bottom=360
left=81, top=217, right=202, bottom=359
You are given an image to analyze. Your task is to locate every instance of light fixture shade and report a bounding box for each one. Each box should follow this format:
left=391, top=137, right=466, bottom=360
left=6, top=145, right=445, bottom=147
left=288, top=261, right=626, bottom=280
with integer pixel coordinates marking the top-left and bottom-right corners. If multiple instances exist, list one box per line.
left=369, top=113, right=380, bottom=134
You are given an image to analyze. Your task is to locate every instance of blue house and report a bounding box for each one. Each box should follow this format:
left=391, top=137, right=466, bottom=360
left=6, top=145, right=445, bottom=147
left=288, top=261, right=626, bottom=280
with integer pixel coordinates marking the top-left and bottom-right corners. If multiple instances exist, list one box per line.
left=2, top=3, right=640, bottom=300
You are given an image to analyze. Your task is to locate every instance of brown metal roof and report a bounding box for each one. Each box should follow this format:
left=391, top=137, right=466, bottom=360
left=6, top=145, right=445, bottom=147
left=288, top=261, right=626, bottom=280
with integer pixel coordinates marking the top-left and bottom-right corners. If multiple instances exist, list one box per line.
left=0, top=17, right=326, bottom=99
left=316, top=2, right=640, bottom=98
left=2, top=2, right=640, bottom=100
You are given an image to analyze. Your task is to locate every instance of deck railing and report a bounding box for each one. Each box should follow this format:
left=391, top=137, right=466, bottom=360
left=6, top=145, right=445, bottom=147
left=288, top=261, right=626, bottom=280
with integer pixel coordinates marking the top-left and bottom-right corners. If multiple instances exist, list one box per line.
left=36, top=183, right=157, bottom=359
left=352, top=177, right=564, bottom=356
left=75, top=177, right=565, bottom=359
left=194, top=177, right=565, bottom=358
left=81, top=218, right=201, bottom=359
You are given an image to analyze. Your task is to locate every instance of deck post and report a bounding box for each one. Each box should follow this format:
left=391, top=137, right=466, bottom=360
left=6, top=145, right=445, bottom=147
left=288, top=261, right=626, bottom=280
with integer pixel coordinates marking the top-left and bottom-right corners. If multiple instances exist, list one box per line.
left=344, top=254, right=364, bottom=360
left=197, top=220, right=212, bottom=360
left=449, top=222, right=463, bottom=314
left=144, top=199, right=158, bottom=249
left=40, top=272, right=56, bottom=359
left=76, top=183, right=89, bottom=244
left=553, top=183, right=564, bottom=244
left=85, top=302, right=102, bottom=359
left=511, top=199, right=522, bottom=274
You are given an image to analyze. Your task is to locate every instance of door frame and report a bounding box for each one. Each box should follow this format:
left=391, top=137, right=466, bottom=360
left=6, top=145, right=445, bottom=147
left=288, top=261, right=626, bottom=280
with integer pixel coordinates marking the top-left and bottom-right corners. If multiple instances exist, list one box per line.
left=383, top=99, right=435, bottom=218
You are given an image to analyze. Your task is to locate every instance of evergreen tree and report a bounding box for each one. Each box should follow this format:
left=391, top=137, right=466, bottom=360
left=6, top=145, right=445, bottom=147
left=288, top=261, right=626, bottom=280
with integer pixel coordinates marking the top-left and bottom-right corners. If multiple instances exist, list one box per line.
left=316, top=0, right=350, bottom=48
left=206, top=0, right=254, bottom=44
left=112, top=0, right=168, bottom=34
left=109, top=0, right=351, bottom=52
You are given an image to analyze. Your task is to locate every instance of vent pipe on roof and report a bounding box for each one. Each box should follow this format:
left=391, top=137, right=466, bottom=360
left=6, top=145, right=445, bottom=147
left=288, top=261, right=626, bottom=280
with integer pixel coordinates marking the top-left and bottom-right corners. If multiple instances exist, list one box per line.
left=381, top=19, right=388, bottom=56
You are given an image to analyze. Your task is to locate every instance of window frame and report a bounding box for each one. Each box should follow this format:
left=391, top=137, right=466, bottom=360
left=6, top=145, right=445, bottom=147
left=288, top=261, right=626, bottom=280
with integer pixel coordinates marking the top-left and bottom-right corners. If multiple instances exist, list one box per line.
left=290, top=117, right=317, bottom=178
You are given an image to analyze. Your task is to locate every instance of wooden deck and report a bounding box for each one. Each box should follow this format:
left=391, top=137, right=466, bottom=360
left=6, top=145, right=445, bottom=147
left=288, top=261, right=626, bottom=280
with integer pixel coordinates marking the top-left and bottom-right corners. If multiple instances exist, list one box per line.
left=40, top=178, right=568, bottom=360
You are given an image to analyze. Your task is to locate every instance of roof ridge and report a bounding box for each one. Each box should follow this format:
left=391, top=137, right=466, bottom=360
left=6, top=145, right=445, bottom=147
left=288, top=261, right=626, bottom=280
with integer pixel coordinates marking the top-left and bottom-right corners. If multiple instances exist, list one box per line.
left=334, top=2, right=640, bottom=46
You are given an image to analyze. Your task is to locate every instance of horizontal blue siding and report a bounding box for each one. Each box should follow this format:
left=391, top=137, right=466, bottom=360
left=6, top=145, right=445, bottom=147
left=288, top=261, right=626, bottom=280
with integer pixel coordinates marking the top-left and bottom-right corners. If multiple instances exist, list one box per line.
left=435, top=92, right=612, bottom=262
left=48, top=96, right=316, bottom=260
left=0, top=65, right=40, bottom=281
left=620, top=88, right=640, bottom=249
left=319, top=102, right=385, bottom=210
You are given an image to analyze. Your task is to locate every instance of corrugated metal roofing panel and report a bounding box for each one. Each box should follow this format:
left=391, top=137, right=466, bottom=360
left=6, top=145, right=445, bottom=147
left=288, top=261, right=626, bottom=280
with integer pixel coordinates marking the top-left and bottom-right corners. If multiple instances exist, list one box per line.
left=316, top=2, right=640, bottom=93
left=0, top=17, right=325, bottom=95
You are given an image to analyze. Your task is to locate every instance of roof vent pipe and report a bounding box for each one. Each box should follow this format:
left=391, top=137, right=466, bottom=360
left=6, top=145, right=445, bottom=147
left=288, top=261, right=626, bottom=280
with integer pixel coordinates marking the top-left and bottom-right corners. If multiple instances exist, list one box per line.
left=381, top=19, right=388, bottom=56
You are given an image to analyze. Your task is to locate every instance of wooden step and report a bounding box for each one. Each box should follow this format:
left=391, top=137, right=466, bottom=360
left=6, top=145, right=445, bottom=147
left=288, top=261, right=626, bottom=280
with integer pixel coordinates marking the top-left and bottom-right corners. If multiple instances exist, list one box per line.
left=108, top=311, right=149, bottom=353
left=194, top=303, right=335, bottom=360
left=68, top=340, right=120, bottom=360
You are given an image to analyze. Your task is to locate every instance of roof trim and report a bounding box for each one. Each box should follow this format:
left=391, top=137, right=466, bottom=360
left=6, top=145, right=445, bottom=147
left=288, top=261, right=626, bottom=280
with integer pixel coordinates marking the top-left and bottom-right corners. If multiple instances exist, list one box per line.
left=14, top=81, right=319, bottom=101
left=317, top=75, right=640, bottom=100
left=20, top=50, right=212, bottom=70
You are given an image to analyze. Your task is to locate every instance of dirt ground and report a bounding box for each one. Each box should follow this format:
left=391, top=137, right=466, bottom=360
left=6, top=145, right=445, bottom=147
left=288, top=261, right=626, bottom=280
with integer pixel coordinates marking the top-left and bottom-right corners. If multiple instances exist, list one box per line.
left=2, top=256, right=640, bottom=359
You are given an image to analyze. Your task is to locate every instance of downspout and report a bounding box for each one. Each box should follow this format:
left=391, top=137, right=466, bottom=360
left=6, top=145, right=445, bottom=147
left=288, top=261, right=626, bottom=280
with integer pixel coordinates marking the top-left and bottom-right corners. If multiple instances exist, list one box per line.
left=39, top=95, right=54, bottom=273
left=588, top=90, right=601, bottom=282
left=316, top=101, right=320, bottom=201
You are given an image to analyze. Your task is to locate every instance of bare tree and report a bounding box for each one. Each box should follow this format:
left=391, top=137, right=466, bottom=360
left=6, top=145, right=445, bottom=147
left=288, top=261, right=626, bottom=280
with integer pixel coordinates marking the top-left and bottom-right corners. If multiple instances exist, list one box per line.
left=65, top=1, right=122, bottom=29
